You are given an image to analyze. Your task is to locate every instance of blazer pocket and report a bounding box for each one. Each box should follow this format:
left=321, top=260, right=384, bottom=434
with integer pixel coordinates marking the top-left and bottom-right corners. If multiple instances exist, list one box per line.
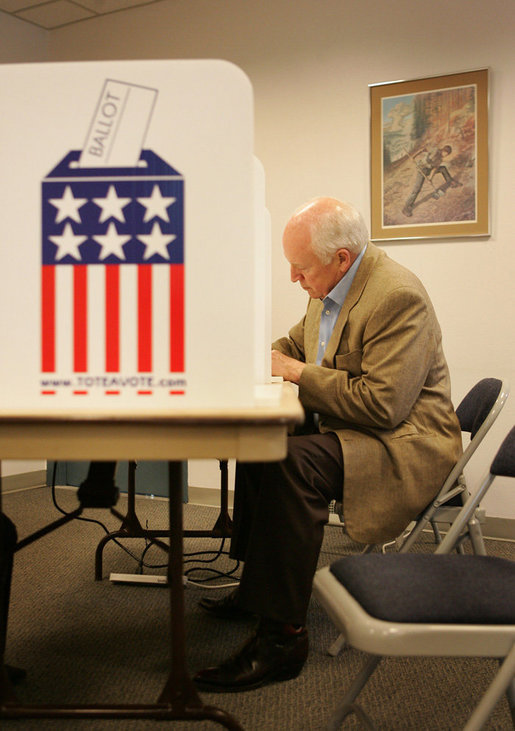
left=335, top=350, right=363, bottom=376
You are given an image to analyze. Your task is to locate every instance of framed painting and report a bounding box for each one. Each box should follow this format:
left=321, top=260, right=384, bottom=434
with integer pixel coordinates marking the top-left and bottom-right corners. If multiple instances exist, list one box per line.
left=370, top=68, right=489, bottom=241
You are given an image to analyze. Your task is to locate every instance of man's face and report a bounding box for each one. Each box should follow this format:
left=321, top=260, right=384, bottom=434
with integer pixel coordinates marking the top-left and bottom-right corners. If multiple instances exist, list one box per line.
left=283, top=225, right=349, bottom=300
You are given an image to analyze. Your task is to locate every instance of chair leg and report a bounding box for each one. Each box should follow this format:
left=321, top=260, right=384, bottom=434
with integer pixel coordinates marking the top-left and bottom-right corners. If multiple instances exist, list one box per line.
left=463, top=644, right=515, bottom=731
left=467, top=517, right=487, bottom=556
left=326, top=655, right=382, bottom=731
left=430, top=519, right=443, bottom=544
left=361, top=544, right=375, bottom=554
left=507, top=675, right=515, bottom=728
left=327, top=633, right=347, bottom=657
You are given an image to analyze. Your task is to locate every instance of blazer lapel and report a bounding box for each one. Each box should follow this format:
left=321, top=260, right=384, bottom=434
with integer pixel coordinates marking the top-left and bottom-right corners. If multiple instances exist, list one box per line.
left=304, top=298, right=323, bottom=364
left=322, top=243, right=381, bottom=365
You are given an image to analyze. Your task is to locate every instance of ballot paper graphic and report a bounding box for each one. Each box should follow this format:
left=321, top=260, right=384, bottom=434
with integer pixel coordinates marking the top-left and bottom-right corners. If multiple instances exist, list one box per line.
left=40, top=81, right=185, bottom=398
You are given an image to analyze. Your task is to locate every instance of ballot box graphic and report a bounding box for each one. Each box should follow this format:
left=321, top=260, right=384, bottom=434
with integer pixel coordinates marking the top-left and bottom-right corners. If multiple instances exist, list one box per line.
left=41, top=149, right=185, bottom=397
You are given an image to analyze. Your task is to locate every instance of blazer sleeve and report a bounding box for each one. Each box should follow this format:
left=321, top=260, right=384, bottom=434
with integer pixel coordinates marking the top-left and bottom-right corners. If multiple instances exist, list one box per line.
left=298, top=284, right=437, bottom=430
left=272, top=316, right=307, bottom=362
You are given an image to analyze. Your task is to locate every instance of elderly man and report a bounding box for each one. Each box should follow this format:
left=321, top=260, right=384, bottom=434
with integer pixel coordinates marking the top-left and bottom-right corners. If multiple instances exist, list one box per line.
left=194, top=197, right=462, bottom=693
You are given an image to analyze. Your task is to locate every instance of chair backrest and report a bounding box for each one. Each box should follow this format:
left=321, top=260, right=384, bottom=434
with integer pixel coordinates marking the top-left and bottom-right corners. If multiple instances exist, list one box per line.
left=399, top=377, right=509, bottom=552
left=444, top=378, right=509, bottom=493
left=490, top=425, right=515, bottom=478
left=456, top=377, right=509, bottom=439
left=437, top=426, right=515, bottom=553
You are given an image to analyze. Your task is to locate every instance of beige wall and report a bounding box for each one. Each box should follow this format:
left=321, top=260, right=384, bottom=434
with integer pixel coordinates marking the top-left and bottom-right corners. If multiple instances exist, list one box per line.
left=0, top=11, right=46, bottom=61
left=1, top=0, right=514, bottom=519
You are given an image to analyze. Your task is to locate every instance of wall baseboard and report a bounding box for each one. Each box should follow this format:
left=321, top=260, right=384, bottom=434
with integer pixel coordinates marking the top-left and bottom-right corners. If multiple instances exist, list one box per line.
left=482, top=517, right=515, bottom=542
left=188, top=485, right=234, bottom=509
left=1, top=470, right=47, bottom=492
left=188, top=486, right=515, bottom=542
left=3, top=479, right=514, bottom=542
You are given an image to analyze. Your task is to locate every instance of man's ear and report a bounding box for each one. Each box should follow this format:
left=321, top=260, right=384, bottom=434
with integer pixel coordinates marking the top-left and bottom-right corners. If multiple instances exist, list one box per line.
left=337, top=248, right=353, bottom=274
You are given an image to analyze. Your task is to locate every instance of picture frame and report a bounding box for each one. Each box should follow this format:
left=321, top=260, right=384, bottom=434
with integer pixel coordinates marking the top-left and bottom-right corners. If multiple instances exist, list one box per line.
left=370, top=68, right=489, bottom=241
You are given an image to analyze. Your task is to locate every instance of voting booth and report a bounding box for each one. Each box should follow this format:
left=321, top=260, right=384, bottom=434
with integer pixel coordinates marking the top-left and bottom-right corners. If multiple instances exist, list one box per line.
left=0, top=60, right=271, bottom=415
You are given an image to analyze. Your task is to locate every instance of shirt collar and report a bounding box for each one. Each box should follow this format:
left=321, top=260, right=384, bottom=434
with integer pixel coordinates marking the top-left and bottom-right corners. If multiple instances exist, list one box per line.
left=323, top=244, right=367, bottom=307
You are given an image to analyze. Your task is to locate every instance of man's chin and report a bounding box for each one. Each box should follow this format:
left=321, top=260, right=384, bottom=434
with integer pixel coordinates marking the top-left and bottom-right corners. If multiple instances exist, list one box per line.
left=301, top=286, right=320, bottom=298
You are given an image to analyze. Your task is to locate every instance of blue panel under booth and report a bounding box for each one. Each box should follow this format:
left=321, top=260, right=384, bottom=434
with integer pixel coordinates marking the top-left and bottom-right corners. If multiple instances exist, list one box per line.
left=46, top=461, right=188, bottom=500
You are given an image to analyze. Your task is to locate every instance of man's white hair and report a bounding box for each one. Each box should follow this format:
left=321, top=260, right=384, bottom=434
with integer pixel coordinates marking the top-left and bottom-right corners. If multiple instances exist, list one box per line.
left=309, top=201, right=369, bottom=264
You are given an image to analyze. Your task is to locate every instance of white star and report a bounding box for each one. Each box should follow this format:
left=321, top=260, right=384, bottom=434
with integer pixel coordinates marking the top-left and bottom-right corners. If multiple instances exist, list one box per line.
left=49, top=223, right=87, bottom=261
left=49, top=186, right=87, bottom=223
left=137, top=185, right=176, bottom=223
left=93, top=223, right=131, bottom=260
left=137, top=222, right=176, bottom=260
left=92, top=185, right=131, bottom=223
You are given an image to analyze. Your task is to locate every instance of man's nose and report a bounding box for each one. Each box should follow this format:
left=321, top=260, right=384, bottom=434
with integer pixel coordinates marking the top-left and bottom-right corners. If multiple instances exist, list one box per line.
left=290, top=266, right=301, bottom=282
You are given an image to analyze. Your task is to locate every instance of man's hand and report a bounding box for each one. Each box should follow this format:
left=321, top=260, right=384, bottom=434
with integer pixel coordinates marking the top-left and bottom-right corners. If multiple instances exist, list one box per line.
left=271, top=349, right=306, bottom=384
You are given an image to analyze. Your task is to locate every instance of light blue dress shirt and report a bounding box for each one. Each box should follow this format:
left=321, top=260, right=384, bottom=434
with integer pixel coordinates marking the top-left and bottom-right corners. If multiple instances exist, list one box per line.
left=316, top=245, right=367, bottom=365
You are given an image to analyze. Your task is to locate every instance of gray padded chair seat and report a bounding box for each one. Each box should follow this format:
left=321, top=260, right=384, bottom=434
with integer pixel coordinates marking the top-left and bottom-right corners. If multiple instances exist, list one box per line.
left=329, top=553, right=515, bottom=624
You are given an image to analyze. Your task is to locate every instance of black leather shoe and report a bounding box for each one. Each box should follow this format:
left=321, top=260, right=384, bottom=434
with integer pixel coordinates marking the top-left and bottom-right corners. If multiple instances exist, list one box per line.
left=194, top=620, right=308, bottom=692
left=78, top=461, right=119, bottom=508
left=198, top=590, right=254, bottom=621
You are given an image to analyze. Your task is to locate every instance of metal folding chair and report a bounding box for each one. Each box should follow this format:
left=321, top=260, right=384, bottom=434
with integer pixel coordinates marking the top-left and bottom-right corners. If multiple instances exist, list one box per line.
left=313, top=427, right=515, bottom=730
left=326, top=377, right=510, bottom=657
left=400, top=377, right=509, bottom=555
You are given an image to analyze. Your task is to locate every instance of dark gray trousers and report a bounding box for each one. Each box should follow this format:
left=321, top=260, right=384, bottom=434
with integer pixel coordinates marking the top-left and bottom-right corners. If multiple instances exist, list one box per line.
left=230, top=432, right=343, bottom=626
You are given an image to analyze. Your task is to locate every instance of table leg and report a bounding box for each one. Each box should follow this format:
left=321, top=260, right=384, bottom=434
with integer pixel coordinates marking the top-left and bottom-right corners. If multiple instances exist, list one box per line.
left=157, top=460, right=200, bottom=709
left=157, top=460, right=243, bottom=729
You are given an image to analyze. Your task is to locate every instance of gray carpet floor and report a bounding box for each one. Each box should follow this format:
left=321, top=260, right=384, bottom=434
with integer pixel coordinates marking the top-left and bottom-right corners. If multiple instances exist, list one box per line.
left=1, top=484, right=514, bottom=730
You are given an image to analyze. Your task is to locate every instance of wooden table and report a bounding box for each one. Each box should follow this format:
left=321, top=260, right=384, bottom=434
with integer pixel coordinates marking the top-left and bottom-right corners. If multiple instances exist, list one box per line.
left=0, top=383, right=303, bottom=728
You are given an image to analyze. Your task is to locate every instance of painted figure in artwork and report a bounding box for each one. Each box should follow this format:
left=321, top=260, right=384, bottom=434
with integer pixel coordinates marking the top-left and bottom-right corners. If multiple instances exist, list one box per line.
left=402, top=144, right=462, bottom=217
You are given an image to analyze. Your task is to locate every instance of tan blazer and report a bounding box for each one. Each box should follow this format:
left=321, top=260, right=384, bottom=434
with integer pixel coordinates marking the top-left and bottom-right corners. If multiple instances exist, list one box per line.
left=273, top=243, right=462, bottom=544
